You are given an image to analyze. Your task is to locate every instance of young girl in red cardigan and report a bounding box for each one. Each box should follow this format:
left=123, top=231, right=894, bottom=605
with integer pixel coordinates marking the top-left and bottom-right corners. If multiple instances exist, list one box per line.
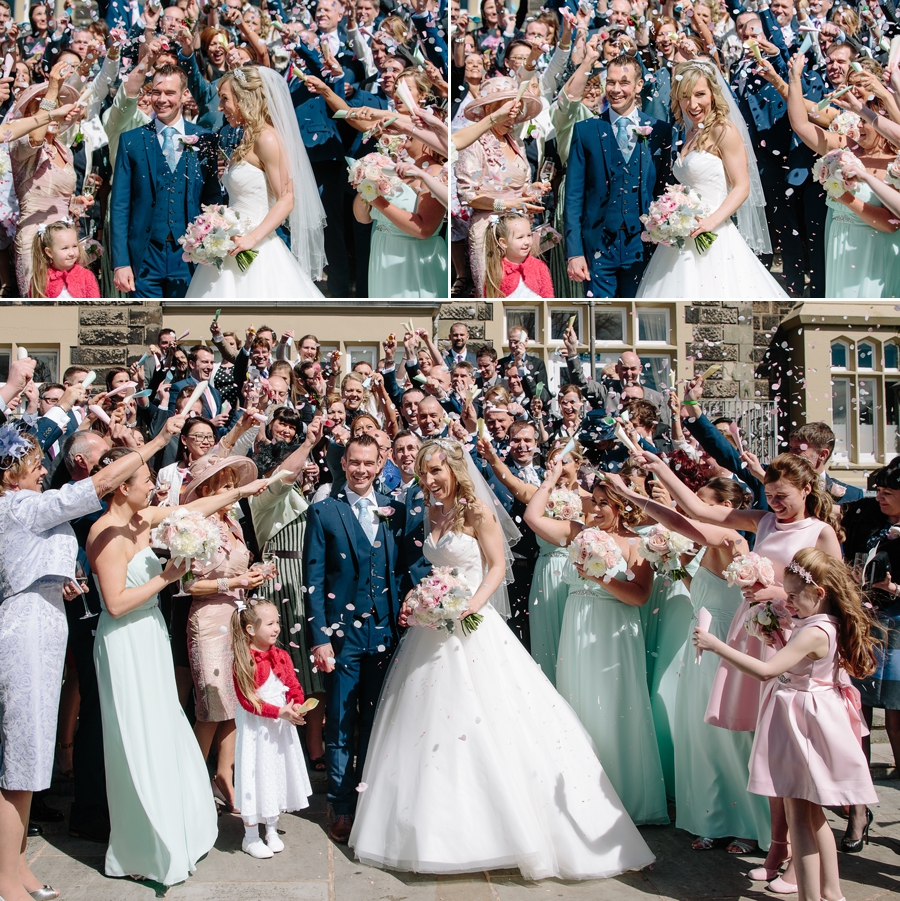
left=484, top=211, right=554, bottom=298
left=231, top=599, right=312, bottom=859
left=30, top=220, right=100, bottom=298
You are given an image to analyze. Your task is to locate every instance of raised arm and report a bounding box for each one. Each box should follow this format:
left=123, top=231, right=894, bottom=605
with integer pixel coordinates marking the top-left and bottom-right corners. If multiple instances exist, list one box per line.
left=477, top=436, right=538, bottom=504
left=523, top=461, right=584, bottom=545
left=787, top=52, right=836, bottom=154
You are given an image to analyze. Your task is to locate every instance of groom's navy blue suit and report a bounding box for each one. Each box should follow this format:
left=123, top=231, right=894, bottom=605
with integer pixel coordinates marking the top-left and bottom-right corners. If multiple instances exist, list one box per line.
left=111, top=121, right=222, bottom=298
left=304, top=490, right=408, bottom=816
left=565, top=109, right=674, bottom=298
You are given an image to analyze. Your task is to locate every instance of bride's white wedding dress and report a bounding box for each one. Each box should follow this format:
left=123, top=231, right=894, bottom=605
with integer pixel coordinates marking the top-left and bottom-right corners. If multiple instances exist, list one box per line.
left=637, top=151, right=787, bottom=298
left=185, top=161, right=323, bottom=299
left=349, top=529, right=655, bottom=881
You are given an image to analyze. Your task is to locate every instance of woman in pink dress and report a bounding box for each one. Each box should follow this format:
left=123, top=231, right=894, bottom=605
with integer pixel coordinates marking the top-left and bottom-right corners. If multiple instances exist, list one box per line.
left=637, top=452, right=843, bottom=890
left=695, top=548, right=879, bottom=901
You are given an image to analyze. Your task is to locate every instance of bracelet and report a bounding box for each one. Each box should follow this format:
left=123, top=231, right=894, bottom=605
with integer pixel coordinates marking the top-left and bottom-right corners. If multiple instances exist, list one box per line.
left=860, top=107, right=879, bottom=125
left=39, top=98, right=58, bottom=111
left=218, top=577, right=230, bottom=594
left=683, top=399, right=699, bottom=405
left=493, top=197, right=505, bottom=212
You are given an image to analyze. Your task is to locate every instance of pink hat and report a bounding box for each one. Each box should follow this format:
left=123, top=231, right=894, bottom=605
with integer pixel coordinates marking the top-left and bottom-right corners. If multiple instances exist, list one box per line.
left=463, top=75, right=542, bottom=124
left=181, top=454, right=259, bottom=505
left=11, top=82, right=80, bottom=120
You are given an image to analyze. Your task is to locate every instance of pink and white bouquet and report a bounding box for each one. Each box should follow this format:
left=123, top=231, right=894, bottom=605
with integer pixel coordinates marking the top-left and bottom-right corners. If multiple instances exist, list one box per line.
left=152, top=508, right=222, bottom=593
left=886, top=151, right=900, bottom=191
left=348, top=152, right=404, bottom=203
left=828, top=110, right=861, bottom=142
left=743, top=598, right=791, bottom=648
left=811, top=149, right=859, bottom=199
left=638, top=524, right=694, bottom=581
left=568, top=528, right=625, bottom=581
left=80, top=236, right=103, bottom=263
left=640, top=183, right=717, bottom=254
left=406, top=566, right=481, bottom=634
left=545, top=487, right=583, bottom=522
left=722, top=552, right=776, bottom=589
left=178, top=204, right=258, bottom=273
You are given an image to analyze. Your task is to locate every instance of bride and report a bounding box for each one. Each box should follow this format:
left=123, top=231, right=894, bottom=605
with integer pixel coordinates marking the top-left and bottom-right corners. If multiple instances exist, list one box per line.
left=186, top=66, right=326, bottom=299
left=637, top=59, right=787, bottom=298
left=349, top=439, right=654, bottom=881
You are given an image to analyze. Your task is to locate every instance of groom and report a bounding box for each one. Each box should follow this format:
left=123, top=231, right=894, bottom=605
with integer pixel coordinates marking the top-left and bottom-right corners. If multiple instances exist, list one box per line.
left=304, top=434, right=408, bottom=843
left=565, top=55, right=675, bottom=298
left=111, top=65, right=222, bottom=298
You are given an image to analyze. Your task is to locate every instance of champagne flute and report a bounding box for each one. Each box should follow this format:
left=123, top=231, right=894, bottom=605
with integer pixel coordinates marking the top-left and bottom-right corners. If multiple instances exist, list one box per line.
left=74, top=560, right=97, bottom=619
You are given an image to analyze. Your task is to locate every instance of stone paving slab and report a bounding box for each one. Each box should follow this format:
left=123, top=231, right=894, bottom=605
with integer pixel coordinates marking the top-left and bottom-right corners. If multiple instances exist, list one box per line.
left=28, top=779, right=900, bottom=900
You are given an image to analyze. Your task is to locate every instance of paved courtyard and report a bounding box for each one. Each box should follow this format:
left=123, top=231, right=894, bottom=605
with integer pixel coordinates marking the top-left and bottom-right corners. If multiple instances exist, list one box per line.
left=26, top=775, right=900, bottom=901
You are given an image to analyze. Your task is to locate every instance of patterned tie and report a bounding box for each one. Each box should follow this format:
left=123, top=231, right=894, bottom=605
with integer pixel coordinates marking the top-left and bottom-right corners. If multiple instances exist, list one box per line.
left=615, top=116, right=633, bottom=162
left=355, top=497, right=377, bottom=543
left=161, top=125, right=177, bottom=172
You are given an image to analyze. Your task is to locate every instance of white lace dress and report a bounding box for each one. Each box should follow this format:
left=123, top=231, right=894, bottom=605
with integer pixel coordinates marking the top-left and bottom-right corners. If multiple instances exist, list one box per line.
left=235, top=670, right=313, bottom=826
left=186, top=161, right=324, bottom=299
left=636, top=150, right=788, bottom=298
left=0, top=480, right=101, bottom=790
left=349, top=530, right=655, bottom=881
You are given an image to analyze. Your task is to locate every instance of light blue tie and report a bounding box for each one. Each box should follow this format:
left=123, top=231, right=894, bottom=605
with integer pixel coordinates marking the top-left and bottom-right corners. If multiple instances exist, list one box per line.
left=355, top=497, right=377, bottom=544
left=161, top=125, right=177, bottom=172
left=615, top=116, right=633, bottom=162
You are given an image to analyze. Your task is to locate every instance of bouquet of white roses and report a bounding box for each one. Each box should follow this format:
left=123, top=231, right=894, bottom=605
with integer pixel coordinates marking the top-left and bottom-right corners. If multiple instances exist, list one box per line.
left=640, top=183, right=717, bottom=253
left=638, top=524, right=694, bottom=581
left=348, top=152, right=404, bottom=203
left=179, top=204, right=258, bottom=272
left=545, top=487, right=583, bottom=521
left=828, top=110, right=861, bottom=142
left=722, top=553, right=776, bottom=589
left=152, top=509, right=222, bottom=593
left=568, top=528, right=625, bottom=581
left=811, top=149, right=860, bottom=199
left=406, top=566, right=481, bottom=635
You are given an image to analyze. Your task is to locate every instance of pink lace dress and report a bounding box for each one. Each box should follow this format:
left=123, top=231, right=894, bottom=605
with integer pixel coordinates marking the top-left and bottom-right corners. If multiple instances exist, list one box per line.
left=705, top=514, right=830, bottom=732
left=455, top=131, right=530, bottom=294
left=187, top=514, right=250, bottom=722
left=747, top=615, right=877, bottom=806
left=10, top=137, right=75, bottom=295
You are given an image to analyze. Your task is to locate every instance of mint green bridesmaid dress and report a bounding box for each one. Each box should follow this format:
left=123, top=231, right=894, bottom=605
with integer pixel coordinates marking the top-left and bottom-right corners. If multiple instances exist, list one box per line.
left=369, top=182, right=448, bottom=298
left=94, top=547, right=218, bottom=884
left=556, top=568, right=669, bottom=826
left=673, top=567, right=771, bottom=845
left=825, top=182, right=900, bottom=298
left=528, top=535, right=575, bottom=685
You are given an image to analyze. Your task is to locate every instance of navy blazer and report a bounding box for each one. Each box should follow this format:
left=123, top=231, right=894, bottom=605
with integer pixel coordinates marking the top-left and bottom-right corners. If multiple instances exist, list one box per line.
left=564, top=110, right=674, bottom=261
left=303, top=490, right=407, bottom=655
left=443, top=349, right=478, bottom=369
left=110, top=121, right=222, bottom=271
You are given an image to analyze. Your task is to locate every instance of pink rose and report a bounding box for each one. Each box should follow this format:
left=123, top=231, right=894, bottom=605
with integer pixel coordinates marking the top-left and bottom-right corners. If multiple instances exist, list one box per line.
left=757, top=561, right=776, bottom=587
left=733, top=564, right=757, bottom=587
left=646, top=529, right=671, bottom=554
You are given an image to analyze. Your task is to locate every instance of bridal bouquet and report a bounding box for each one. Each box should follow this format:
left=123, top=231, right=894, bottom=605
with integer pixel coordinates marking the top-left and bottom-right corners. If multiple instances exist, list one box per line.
left=744, top=599, right=791, bottom=648
left=179, top=204, right=259, bottom=272
left=152, top=509, right=221, bottom=592
left=545, top=487, right=583, bottom=522
left=406, top=566, right=482, bottom=635
left=568, top=528, right=625, bottom=581
left=640, top=184, right=718, bottom=254
left=811, top=149, right=859, bottom=199
left=722, top=552, right=776, bottom=589
left=348, top=152, right=404, bottom=203
left=638, top=524, right=694, bottom=581
left=828, top=110, right=861, bottom=142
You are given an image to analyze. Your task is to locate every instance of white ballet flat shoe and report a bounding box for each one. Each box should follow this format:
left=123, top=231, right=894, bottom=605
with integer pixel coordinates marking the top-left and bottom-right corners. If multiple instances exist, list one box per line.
left=265, top=832, right=285, bottom=853
left=242, top=837, right=274, bottom=859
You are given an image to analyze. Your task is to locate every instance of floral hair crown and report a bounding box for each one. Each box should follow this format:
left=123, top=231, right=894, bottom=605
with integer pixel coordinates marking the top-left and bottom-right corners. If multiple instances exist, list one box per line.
left=788, top=560, right=819, bottom=588
left=0, top=420, right=34, bottom=470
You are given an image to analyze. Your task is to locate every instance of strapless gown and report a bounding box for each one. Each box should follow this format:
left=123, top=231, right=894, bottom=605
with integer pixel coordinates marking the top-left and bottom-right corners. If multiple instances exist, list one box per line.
left=94, top=546, right=217, bottom=884
left=637, top=150, right=787, bottom=298
left=186, top=160, right=323, bottom=299
left=349, top=531, right=654, bottom=881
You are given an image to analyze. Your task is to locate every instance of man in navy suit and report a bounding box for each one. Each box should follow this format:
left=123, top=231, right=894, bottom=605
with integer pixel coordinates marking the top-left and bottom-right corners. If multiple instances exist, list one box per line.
left=788, top=422, right=865, bottom=504
left=167, top=346, right=227, bottom=427
left=442, top=322, right=478, bottom=369
left=111, top=65, right=223, bottom=298
left=304, top=434, right=408, bottom=843
left=565, top=54, right=674, bottom=298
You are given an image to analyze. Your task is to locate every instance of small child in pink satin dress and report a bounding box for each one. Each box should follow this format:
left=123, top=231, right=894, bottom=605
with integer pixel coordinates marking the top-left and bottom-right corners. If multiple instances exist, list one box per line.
left=695, top=548, right=878, bottom=901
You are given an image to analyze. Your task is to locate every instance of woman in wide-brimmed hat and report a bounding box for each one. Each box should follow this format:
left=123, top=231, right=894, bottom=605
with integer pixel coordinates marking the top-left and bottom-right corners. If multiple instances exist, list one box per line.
left=456, top=75, right=547, bottom=294
left=182, top=454, right=276, bottom=813
left=8, top=56, right=93, bottom=295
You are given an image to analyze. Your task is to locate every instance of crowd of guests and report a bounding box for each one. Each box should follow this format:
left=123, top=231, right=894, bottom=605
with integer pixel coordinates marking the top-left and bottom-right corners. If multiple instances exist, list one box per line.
left=0, top=315, right=895, bottom=898
left=450, top=0, right=900, bottom=298
left=0, top=0, right=448, bottom=299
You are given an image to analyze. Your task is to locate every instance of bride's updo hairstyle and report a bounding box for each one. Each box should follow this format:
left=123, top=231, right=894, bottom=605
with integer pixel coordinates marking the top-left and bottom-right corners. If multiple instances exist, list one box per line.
left=220, top=65, right=271, bottom=164
left=415, top=440, right=479, bottom=534
left=670, top=59, right=730, bottom=154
